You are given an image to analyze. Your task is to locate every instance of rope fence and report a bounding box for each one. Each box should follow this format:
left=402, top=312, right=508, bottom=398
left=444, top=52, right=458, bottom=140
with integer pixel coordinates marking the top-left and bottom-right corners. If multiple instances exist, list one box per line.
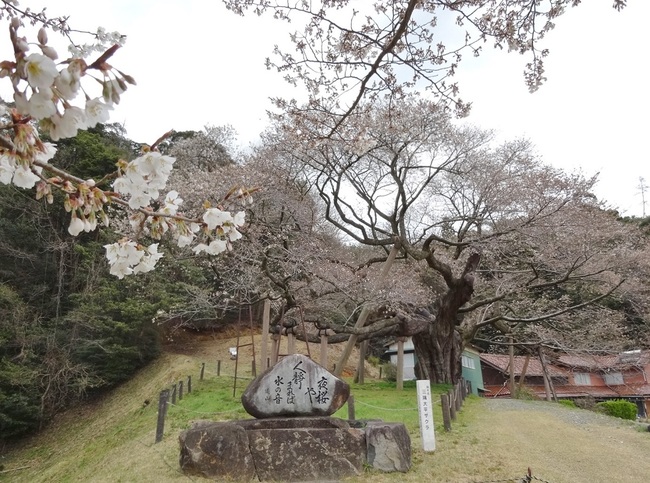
left=154, top=360, right=473, bottom=442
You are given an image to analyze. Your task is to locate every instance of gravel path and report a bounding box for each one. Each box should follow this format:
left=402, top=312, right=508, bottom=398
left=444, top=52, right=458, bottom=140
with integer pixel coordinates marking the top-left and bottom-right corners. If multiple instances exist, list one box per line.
left=482, top=397, right=645, bottom=429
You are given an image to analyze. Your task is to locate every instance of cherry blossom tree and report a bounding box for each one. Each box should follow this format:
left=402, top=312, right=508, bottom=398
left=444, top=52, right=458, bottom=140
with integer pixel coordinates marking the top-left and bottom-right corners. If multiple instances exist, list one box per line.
left=0, top=2, right=249, bottom=279
left=260, top=97, right=637, bottom=383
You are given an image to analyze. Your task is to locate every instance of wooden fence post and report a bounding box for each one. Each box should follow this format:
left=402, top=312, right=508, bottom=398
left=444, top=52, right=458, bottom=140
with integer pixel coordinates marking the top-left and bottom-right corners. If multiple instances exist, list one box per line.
left=455, top=384, right=462, bottom=411
left=171, top=383, right=177, bottom=405
left=178, top=380, right=184, bottom=400
left=252, top=360, right=257, bottom=377
left=449, top=389, right=457, bottom=420
left=200, top=362, right=205, bottom=381
left=347, top=395, right=355, bottom=421
left=441, top=394, right=452, bottom=431
left=217, top=360, right=221, bottom=376
left=155, top=389, right=169, bottom=443
left=187, top=375, right=192, bottom=394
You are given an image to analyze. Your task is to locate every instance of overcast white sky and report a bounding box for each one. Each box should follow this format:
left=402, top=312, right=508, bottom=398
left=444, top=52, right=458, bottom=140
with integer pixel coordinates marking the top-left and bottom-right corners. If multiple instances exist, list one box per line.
left=5, top=1, right=650, bottom=216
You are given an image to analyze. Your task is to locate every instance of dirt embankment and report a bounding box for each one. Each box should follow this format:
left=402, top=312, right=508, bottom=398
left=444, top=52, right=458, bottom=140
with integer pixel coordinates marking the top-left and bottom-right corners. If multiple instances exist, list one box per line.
left=160, top=326, right=377, bottom=378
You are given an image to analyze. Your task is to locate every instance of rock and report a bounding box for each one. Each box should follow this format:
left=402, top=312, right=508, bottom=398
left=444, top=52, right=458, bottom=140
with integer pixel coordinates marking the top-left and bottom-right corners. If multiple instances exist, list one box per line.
left=246, top=421, right=366, bottom=481
left=241, top=354, right=350, bottom=418
left=178, top=421, right=256, bottom=480
left=366, top=422, right=412, bottom=472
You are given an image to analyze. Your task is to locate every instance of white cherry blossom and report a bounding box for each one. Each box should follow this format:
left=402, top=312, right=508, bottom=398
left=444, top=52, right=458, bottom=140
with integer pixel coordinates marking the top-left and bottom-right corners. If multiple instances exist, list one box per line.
left=203, top=208, right=233, bottom=230
left=85, top=98, right=113, bottom=127
left=68, top=216, right=84, bottom=236
left=25, top=53, right=58, bottom=89
left=12, top=165, right=40, bottom=189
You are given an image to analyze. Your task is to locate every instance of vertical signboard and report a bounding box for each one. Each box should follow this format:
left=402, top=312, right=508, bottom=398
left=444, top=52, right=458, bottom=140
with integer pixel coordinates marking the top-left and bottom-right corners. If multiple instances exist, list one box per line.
left=416, top=379, right=436, bottom=452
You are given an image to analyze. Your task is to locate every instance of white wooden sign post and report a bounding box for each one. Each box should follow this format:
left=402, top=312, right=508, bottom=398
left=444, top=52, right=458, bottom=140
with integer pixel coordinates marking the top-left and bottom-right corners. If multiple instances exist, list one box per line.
left=416, top=380, right=436, bottom=452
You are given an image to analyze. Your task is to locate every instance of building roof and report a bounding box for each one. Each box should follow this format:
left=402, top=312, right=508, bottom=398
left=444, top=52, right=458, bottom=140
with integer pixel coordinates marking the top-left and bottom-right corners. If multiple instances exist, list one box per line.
left=555, top=350, right=650, bottom=371
left=480, top=354, right=568, bottom=378
left=483, top=383, right=650, bottom=399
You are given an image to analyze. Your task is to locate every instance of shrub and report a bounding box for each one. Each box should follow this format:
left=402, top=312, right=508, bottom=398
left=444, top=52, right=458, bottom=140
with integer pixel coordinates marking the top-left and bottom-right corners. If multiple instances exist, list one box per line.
left=558, top=399, right=577, bottom=409
left=596, top=399, right=637, bottom=420
left=513, top=386, right=539, bottom=400
left=574, top=395, right=597, bottom=411
left=367, top=355, right=380, bottom=367
left=382, top=363, right=397, bottom=382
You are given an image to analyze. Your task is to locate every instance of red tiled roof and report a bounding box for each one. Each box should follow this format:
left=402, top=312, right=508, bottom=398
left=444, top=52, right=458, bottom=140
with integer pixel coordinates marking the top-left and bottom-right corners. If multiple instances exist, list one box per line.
left=555, top=350, right=650, bottom=370
left=483, top=383, right=650, bottom=399
left=480, top=354, right=568, bottom=377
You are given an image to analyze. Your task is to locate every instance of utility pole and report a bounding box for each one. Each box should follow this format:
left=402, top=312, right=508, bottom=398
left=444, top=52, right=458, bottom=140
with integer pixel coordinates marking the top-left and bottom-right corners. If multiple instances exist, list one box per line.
left=638, top=177, right=648, bottom=217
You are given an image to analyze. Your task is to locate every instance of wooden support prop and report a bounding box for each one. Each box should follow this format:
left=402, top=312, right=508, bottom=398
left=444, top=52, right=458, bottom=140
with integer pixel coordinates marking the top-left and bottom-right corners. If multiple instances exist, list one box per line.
left=347, top=395, right=356, bottom=421
left=508, top=335, right=516, bottom=397
left=441, top=394, right=452, bottom=432
left=320, top=333, right=328, bottom=368
left=260, top=299, right=270, bottom=371
left=249, top=306, right=257, bottom=375
left=396, top=337, right=406, bottom=391
left=355, top=340, right=368, bottom=384
left=155, top=389, right=169, bottom=443
left=334, top=243, right=400, bottom=377
left=287, top=331, right=295, bottom=355
left=538, top=346, right=552, bottom=401
left=271, top=333, right=280, bottom=366
left=518, top=353, right=531, bottom=394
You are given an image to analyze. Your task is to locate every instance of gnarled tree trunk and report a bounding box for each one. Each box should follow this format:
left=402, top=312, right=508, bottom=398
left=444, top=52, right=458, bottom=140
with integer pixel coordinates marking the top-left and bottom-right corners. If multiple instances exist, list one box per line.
left=414, top=252, right=480, bottom=384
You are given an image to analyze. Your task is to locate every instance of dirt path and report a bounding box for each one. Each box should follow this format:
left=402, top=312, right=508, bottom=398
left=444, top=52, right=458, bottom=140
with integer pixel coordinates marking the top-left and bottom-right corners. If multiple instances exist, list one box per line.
left=456, top=398, right=650, bottom=483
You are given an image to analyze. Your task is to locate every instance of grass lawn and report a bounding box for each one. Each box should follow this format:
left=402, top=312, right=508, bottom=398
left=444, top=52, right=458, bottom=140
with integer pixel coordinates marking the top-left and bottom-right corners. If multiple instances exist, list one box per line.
left=3, top=350, right=650, bottom=482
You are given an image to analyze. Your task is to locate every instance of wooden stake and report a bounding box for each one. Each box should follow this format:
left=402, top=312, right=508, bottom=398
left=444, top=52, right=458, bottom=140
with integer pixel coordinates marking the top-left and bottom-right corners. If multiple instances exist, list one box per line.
left=441, top=394, right=452, bottom=431
left=155, top=389, right=169, bottom=443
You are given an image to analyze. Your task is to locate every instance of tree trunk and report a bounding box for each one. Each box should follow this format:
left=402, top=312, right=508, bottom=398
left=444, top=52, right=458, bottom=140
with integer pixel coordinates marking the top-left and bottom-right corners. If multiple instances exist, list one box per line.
left=414, top=252, right=480, bottom=384
left=413, top=313, right=462, bottom=384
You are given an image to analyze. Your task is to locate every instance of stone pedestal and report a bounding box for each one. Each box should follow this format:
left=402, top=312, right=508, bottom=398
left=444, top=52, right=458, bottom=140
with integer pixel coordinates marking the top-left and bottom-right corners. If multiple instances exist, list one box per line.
left=179, top=417, right=411, bottom=481
left=179, top=355, right=412, bottom=481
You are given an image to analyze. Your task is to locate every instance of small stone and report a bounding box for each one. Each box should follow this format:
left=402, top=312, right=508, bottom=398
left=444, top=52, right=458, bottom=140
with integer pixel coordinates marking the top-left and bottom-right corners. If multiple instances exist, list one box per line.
left=366, top=422, right=412, bottom=472
left=241, top=354, right=350, bottom=419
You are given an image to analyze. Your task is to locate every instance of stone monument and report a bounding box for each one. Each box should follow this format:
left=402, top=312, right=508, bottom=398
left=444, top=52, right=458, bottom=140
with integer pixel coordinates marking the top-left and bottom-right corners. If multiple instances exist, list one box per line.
left=179, top=354, right=412, bottom=481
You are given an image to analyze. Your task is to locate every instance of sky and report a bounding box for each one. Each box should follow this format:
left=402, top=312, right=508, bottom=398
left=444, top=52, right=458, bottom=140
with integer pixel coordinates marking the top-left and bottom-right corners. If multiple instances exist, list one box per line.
left=4, top=1, right=650, bottom=216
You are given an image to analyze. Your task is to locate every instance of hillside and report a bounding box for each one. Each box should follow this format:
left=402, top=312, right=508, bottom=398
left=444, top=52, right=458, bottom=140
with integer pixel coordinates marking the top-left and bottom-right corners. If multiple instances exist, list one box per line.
left=3, top=331, right=650, bottom=482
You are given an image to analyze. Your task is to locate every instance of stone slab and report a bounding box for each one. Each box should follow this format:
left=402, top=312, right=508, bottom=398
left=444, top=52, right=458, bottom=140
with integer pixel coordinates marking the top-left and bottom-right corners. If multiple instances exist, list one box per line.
left=178, top=421, right=256, bottom=481
left=247, top=426, right=366, bottom=481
